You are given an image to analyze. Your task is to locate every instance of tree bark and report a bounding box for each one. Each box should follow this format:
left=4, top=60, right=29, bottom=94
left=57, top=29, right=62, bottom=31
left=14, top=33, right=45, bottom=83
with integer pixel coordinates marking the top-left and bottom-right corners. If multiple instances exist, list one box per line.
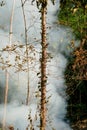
left=40, top=3, right=47, bottom=130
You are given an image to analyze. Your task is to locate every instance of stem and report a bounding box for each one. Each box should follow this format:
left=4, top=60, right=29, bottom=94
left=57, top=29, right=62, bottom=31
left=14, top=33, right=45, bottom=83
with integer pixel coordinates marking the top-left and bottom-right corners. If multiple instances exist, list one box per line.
left=40, top=4, right=47, bottom=130
left=2, top=70, right=9, bottom=130
left=2, top=0, right=15, bottom=129
left=21, top=0, right=30, bottom=105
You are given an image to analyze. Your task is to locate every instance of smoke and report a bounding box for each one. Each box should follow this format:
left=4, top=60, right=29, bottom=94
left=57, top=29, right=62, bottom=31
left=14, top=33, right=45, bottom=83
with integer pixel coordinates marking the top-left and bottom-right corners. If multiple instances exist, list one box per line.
left=0, top=0, right=73, bottom=129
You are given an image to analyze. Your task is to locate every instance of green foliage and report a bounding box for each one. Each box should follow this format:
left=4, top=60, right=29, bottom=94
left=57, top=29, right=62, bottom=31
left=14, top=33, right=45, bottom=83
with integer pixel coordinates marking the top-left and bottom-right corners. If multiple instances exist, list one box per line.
left=58, top=1, right=87, bottom=126
left=58, top=0, right=87, bottom=39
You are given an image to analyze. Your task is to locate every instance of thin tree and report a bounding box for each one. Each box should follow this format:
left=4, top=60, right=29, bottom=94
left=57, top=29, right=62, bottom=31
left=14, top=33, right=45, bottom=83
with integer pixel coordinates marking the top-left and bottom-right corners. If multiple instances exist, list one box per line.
left=2, top=0, right=15, bottom=129
left=37, top=0, right=48, bottom=130
left=35, top=0, right=54, bottom=129
left=21, top=0, right=30, bottom=105
left=40, top=6, right=47, bottom=130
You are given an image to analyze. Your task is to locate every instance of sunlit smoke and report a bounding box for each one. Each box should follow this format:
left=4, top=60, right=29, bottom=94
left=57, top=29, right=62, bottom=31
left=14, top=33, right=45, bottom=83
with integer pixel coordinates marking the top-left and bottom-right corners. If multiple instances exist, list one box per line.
left=0, top=0, right=73, bottom=129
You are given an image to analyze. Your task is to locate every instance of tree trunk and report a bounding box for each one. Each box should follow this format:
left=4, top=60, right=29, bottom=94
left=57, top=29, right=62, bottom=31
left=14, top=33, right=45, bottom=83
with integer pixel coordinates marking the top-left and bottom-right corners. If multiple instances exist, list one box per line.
left=21, top=0, right=30, bottom=105
left=40, top=3, right=47, bottom=130
left=2, top=0, right=15, bottom=129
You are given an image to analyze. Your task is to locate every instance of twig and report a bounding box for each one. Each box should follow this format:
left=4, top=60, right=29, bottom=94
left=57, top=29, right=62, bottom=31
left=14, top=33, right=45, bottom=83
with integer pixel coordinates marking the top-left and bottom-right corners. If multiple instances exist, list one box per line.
left=21, top=0, right=30, bottom=105
left=2, top=0, right=15, bottom=129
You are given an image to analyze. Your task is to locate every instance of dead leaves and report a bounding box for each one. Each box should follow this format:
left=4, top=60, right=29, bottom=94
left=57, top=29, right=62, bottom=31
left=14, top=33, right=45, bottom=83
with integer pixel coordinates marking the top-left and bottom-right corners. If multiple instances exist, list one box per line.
left=72, top=38, right=87, bottom=80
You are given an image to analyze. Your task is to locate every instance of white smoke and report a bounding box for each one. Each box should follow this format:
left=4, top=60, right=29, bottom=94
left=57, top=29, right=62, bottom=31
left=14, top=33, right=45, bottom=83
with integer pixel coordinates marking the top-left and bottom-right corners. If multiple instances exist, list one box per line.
left=0, top=0, right=73, bottom=130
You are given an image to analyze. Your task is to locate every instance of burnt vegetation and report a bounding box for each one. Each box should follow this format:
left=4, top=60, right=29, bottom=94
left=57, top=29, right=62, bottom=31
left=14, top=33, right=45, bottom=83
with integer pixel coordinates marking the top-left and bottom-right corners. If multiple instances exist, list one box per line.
left=59, top=0, right=87, bottom=129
